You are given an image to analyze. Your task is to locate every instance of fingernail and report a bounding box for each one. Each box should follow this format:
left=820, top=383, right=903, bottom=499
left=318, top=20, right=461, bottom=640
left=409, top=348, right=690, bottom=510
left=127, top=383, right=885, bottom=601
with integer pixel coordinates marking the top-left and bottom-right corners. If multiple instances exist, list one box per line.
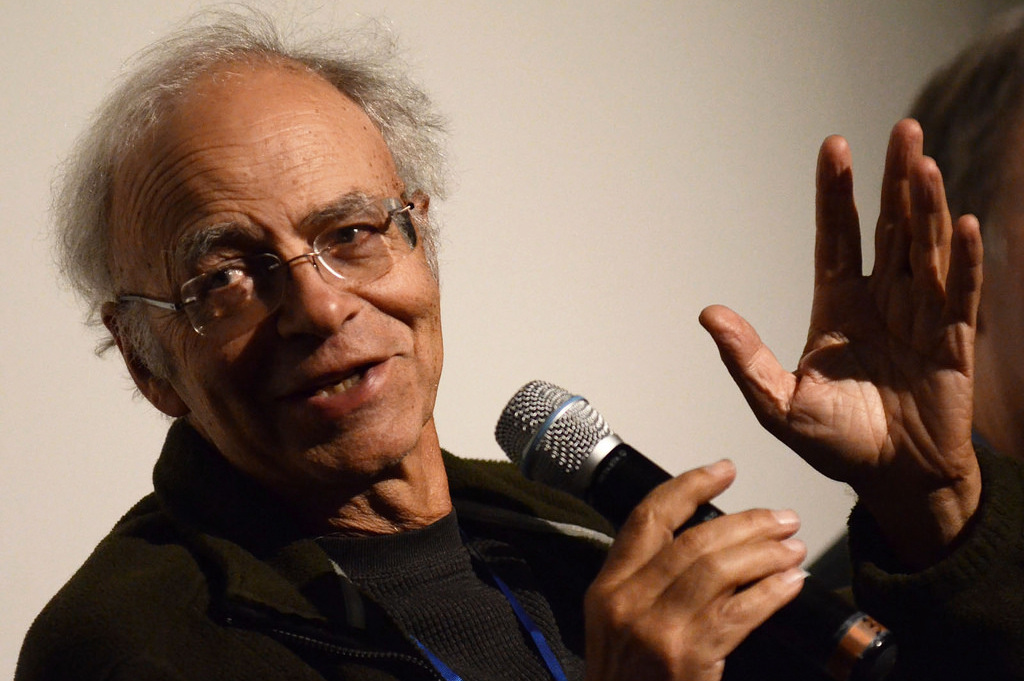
left=782, top=538, right=806, bottom=555
left=781, top=567, right=808, bottom=584
left=772, top=509, right=800, bottom=527
left=704, top=459, right=734, bottom=477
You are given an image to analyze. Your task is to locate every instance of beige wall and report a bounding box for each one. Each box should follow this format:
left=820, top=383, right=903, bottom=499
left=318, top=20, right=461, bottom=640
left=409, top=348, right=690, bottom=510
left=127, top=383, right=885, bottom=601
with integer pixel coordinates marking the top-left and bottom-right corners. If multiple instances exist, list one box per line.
left=2, top=0, right=1016, bottom=673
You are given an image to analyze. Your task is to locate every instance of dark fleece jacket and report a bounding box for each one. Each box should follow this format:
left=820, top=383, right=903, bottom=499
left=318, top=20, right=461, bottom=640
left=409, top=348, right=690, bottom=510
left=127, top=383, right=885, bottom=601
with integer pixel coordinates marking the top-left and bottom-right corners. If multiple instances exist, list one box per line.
left=16, top=419, right=614, bottom=681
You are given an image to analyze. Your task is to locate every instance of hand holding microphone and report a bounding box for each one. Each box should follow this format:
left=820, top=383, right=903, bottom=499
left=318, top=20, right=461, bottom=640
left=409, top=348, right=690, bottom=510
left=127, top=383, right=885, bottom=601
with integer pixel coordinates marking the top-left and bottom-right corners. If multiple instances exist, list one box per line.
left=496, top=380, right=896, bottom=681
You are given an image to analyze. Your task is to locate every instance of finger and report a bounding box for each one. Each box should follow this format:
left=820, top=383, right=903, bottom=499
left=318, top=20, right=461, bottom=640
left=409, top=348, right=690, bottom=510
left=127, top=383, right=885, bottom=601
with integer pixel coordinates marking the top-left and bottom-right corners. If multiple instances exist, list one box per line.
left=600, top=460, right=738, bottom=583
left=642, top=508, right=802, bottom=592
left=653, top=539, right=806, bottom=665
left=944, top=214, right=983, bottom=327
left=942, top=214, right=983, bottom=369
left=815, top=135, right=862, bottom=287
left=699, top=305, right=796, bottom=438
left=908, top=156, right=953, bottom=297
left=678, top=508, right=802, bottom=557
left=659, top=535, right=806, bottom=615
left=873, top=119, right=923, bottom=283
left=878, top=119, right=923, bottom=226
left=709, top=565, right=806, bottom=640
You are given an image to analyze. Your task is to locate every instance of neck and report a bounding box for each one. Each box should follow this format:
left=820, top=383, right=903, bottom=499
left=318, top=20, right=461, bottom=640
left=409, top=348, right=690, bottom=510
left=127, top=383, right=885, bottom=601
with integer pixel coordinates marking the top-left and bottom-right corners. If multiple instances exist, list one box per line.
left=294, top=423, right=453, bottom=537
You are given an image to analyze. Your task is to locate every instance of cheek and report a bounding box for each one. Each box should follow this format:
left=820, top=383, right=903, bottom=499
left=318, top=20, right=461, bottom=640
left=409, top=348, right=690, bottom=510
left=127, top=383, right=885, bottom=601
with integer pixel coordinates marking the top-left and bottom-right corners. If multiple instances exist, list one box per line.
left=404, top=274, right=443, bottom=366
left=371, top=263, right=443, bottom=387
left=373, top=254, right=441, bottom=330
left=169, top=333, right=260, bottom=410
left=420, top=299, right=443, bottom=368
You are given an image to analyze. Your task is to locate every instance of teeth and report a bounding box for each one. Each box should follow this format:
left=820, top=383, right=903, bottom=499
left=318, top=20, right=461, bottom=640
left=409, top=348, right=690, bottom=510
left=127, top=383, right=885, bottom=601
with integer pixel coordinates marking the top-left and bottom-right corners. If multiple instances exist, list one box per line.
left=313, top=371, right=363, bottom=398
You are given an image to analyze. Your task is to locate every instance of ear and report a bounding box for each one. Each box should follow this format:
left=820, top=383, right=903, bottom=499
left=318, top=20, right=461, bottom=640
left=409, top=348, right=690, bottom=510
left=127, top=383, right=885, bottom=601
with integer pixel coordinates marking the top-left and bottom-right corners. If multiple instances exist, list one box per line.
left=102, top=302, right=190, bottom=418
left=410, top=190, right=430, bottom=217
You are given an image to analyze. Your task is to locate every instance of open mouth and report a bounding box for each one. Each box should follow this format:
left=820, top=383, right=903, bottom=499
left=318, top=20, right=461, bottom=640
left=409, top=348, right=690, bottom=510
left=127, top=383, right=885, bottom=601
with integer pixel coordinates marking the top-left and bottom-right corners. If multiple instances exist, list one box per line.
left=310, top=365, right=371, bottom=399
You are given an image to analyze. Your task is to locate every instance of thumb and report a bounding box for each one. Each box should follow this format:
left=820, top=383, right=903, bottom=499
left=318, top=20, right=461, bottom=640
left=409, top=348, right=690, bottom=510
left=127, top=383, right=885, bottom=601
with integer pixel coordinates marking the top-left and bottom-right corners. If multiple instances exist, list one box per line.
left=698, top=305, right=796, bottom=435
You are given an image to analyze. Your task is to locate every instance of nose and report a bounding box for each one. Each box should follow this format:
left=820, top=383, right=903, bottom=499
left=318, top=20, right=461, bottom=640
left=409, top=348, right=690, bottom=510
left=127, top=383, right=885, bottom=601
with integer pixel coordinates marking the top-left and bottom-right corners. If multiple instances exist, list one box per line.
left=274, top=255, right=360, bottom=338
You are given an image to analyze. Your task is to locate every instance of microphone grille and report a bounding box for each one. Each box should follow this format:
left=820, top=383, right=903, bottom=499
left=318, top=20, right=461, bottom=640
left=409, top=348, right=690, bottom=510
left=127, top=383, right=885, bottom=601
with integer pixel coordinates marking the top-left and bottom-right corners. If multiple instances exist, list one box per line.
left=495, top=380, right=612, bottom=491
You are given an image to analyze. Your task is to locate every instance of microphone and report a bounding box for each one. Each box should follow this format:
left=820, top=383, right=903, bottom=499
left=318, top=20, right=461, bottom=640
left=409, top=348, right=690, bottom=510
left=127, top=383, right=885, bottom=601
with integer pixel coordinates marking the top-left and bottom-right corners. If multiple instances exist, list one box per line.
left=495, top=379, right=897, bottom=681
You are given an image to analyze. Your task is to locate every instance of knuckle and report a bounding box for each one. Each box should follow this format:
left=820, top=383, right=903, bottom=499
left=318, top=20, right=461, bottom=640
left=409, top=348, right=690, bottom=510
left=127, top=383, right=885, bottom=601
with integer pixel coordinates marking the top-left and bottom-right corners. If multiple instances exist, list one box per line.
left=585, top=583, right=635, bottom=630
left=674, top=523, right=715, bottom=556
left=717, top=592, right=755, bottom=623
left=690, top=551, right=728, bottom=583
left=737, top=507, right=779, bottom=531
left=626, top=499, right=674, bottom=537
left=627, top=501, right=661, bottom=530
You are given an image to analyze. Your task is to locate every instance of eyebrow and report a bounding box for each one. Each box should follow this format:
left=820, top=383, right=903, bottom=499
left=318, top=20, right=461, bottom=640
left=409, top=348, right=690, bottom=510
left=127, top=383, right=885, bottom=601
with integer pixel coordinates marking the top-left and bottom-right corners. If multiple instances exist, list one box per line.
left=297, top=192, right=378, bottom=233
left=172, top=222, right=264, bottom=273
left=171, top=192, right=381, bottom=268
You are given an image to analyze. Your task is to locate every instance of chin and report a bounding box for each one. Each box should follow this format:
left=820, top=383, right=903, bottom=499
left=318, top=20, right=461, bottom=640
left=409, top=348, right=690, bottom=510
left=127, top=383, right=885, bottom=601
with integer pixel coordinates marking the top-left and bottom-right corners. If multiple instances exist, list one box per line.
left=298, top=430, right=420, bottom=482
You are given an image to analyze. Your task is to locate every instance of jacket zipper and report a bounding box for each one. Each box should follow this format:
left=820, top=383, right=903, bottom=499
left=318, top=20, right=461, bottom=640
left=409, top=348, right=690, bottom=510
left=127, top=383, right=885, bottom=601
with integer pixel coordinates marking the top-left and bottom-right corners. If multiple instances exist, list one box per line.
left=220, top=611, right=442, bottom=680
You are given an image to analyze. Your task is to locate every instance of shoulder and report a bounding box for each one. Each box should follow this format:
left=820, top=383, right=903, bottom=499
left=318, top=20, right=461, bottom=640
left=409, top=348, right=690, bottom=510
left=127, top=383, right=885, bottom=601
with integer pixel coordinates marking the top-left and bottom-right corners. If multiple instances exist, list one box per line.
left=16, top=495, right=213, bottom=680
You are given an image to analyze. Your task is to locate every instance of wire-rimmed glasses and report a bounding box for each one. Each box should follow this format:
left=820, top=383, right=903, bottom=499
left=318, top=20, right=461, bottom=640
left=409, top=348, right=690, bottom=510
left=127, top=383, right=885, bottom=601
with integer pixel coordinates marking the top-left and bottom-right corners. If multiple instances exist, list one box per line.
left=117, top=196, right=419, bottom=337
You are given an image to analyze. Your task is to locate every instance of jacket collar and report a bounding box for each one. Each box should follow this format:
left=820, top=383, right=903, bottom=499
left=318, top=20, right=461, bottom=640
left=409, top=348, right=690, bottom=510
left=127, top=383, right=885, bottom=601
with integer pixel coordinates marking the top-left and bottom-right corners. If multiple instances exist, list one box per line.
left=149, top=419, right=613, bottom=629
left=152, top=420, right=352, bottom=627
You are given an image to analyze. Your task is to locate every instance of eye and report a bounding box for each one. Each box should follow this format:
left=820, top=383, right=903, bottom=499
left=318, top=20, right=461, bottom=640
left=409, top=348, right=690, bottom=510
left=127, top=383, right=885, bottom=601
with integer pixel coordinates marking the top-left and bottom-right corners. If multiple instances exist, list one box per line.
left=205, top=263, right=249, bottom=291
left=318, top=224, right=385, bottom=257
left=181, top=257, right=259, bottom=307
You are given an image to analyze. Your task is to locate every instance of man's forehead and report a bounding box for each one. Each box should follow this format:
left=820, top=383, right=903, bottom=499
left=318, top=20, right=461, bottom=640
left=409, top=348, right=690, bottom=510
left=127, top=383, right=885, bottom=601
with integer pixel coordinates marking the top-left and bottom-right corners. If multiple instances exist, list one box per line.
left=109, top=60, right=400, bottom=289
left=126, top=60, right=390, bottom=179
left=168, top=61, right=375, bottom=148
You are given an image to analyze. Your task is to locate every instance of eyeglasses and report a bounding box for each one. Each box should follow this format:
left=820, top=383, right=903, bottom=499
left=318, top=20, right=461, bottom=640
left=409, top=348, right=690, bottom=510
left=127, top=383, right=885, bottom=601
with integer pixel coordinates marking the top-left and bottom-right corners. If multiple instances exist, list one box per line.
left=118, top=197, right=418, bottom=337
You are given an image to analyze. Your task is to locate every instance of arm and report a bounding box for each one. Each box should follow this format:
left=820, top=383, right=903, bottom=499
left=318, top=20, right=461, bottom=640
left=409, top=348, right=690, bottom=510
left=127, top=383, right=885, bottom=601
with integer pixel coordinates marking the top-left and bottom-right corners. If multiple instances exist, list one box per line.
left=584, top=460, right=807, bottom=681
left=700, top=119, right=984, bottom=570
left=849, top=445, right=1024, bottom=680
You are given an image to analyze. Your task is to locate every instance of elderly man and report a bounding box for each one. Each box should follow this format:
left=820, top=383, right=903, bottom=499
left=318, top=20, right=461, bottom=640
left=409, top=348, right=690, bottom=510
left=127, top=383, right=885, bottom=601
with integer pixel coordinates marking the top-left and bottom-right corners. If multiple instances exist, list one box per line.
left=16, top=12, right=807, bottom=681
left=14, top=7, right=1006, bottom=681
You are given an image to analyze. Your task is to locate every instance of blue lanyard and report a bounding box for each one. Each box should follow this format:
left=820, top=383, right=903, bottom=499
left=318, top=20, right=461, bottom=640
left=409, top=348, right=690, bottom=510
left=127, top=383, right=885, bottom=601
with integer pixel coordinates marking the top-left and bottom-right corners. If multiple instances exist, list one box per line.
left=410, top=540, right=571, bottom=681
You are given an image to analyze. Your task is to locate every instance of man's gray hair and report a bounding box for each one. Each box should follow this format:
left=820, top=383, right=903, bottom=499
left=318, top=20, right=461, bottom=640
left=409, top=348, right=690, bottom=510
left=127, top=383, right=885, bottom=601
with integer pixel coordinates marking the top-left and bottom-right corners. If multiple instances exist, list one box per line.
left=910, top=7, right=1024, bottom=238
left=53, top=7, right=448, bottom=375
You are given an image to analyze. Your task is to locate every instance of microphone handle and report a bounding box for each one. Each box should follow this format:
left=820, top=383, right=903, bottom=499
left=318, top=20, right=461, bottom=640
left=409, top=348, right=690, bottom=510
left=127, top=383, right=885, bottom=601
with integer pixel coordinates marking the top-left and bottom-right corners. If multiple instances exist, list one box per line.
left=587, top=439, right=719, bottom=529
left=586, top=443, right=896, bottom=681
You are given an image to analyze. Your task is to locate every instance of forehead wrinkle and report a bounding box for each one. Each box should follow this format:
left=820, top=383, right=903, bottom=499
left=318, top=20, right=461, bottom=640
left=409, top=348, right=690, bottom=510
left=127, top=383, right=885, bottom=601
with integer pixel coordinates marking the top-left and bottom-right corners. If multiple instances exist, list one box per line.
left=126, top=144, right=251, bottom=256
left=141, top=143, right=250, bottom=231
left=121, top=141, right=220, bottom=258
left=140, top=134, right=345, bottom=242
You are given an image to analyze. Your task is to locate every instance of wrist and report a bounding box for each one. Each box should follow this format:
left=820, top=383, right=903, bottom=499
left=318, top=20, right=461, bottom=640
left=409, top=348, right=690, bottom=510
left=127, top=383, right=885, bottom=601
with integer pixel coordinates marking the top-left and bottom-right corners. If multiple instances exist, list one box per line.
left=858, top=455, right=981, bottom=571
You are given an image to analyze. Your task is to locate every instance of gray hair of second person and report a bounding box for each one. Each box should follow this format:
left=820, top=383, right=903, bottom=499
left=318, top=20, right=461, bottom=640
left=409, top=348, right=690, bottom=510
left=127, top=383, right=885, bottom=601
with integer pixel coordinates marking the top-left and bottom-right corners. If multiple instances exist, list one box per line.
left=53, top=7, right=449, bottom=379
left=910, top=6, right=1024, bottom=256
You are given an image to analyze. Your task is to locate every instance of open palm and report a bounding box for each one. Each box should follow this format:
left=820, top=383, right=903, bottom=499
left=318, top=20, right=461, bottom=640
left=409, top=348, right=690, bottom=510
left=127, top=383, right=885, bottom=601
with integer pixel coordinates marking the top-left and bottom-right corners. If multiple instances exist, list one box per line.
left=701, top=120, right=983, bottom=567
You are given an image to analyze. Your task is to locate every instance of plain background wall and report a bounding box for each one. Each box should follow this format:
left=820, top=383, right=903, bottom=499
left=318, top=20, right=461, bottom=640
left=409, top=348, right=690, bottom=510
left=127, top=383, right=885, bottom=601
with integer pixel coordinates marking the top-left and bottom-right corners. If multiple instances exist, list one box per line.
left=3, top=0, right=1017, bottom=674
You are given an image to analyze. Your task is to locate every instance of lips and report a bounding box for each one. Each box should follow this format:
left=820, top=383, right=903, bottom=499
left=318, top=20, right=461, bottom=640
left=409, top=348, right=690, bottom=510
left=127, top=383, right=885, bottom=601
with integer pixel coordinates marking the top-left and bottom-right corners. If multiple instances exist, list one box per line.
left=285, top=362, right=377, bottom=401
left=311, top=366, right=368, bottom=398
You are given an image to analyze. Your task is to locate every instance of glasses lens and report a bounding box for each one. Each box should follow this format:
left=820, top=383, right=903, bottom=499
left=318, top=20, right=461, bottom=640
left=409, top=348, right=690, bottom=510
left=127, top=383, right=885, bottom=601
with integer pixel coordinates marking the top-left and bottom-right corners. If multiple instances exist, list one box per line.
left=314, top=200, right=415, bottom=283
left=172, top=198, right=418, bottom=336
left=181, top=253, right=285, bottom=336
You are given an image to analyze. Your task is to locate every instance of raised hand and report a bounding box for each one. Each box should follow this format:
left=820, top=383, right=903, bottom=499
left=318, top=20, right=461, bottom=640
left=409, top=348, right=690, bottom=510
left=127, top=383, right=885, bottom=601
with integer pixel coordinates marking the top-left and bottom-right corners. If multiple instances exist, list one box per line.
left=699, top=119, right=984, bottom=568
